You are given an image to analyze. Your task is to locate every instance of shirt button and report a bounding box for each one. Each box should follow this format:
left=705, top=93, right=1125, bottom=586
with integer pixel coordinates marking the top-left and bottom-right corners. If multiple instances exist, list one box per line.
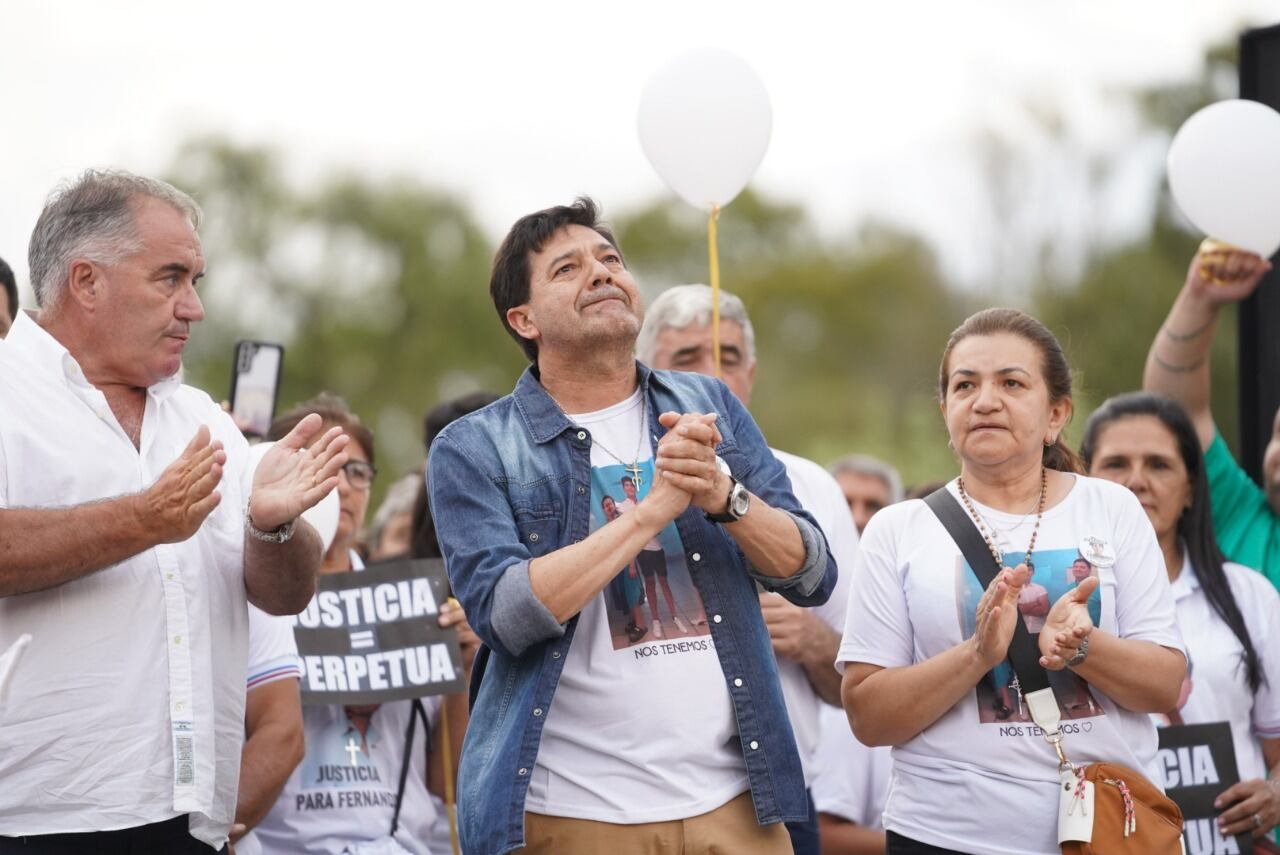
left=174, top=702, right=184, bottom=713
left=518, top=767, right=529, bottom=776
left=749, top=740, right=760, bottom=751
left=691, top=553, right=701, bottom=562
left=577, top=485, right=586, bottom=495
left=529, top=532, right=540, bottom=543
left=576, top=431, right=587, bottom=441
left=713, top=614, right=722, bottom=624
left=173, top=635, right=182, bottom=645
left=733, top=678, right=743, bottom=688
left=552, top=651, right=561, bottom=659
left=166, top=572, right=175, bottom=581
left=533, top=708, right=543, bottom=717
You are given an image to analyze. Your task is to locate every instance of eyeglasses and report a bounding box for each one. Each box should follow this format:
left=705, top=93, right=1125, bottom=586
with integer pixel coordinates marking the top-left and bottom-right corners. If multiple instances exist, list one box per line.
left=341, top=460, right=377, bottom=490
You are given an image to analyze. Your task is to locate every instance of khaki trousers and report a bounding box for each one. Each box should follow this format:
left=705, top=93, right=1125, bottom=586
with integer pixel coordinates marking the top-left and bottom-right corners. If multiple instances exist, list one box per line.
left=516, top=790, right=794, bottom=855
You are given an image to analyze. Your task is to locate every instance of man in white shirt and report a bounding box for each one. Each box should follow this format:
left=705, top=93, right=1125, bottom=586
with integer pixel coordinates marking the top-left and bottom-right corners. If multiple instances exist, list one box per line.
left=0, top=170, right=348, bottom=853
left=637, top=283, right=859, bottom=855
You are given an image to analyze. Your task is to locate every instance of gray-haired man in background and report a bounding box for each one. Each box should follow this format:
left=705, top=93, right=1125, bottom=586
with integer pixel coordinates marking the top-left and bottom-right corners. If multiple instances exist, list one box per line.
left=637, top=283, right=859, bottom=855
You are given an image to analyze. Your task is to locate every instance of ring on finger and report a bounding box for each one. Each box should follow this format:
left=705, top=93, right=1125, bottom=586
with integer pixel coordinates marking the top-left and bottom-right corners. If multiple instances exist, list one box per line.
left=1254, top=813, right=1263, bottom=829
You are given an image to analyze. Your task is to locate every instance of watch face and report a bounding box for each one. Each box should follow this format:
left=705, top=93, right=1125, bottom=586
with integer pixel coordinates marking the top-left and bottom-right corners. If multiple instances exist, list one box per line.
left=730, top=484, right=751, bottom=517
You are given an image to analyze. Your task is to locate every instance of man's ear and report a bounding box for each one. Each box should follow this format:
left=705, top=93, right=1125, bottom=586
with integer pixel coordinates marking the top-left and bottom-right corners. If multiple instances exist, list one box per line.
left=66, top=259, right=102, bottom=311
left=507, top=305, right=539, bottom=346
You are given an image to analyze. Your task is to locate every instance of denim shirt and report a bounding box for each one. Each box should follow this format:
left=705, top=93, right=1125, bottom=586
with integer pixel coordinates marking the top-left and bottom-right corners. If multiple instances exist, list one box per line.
left=429, top=363, right=837, bottom=855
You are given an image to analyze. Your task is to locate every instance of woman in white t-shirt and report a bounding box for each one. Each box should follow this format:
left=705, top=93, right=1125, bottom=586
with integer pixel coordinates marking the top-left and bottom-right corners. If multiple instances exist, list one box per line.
left=1083, top=391, right=1280, bottom=843
left=249, top=395, right=478, bottom=855
left=839, top=308, right=1187, bottom=855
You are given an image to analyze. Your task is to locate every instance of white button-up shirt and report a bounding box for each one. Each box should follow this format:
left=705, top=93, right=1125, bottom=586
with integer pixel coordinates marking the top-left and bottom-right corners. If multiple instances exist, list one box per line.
left=0, top=312, right=253, bottom=849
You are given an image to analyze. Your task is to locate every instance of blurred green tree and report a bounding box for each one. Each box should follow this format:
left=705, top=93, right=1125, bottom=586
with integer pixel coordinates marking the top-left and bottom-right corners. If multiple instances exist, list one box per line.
left=168, top=138, right=522, bottom=502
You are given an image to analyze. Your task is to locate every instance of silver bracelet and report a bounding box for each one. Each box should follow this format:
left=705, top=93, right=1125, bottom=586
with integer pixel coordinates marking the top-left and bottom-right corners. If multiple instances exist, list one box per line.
left=245, top=505, right=297, bottom=544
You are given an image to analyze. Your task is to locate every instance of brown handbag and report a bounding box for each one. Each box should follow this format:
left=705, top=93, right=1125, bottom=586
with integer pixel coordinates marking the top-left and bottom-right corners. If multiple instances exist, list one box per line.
left=1058, top=761, right=1183, bottom=855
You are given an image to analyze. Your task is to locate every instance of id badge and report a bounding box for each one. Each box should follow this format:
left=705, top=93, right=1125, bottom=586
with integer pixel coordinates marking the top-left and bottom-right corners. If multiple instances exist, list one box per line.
left=1057, top=766, right=1094, bottom=844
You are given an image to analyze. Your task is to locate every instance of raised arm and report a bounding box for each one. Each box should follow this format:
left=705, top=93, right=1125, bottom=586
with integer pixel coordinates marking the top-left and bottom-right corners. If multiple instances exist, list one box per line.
left=0, top=426, right=225, bottom=598
left=1144, top=244, right=1272, bottom=449
left=243, top=415, right=348, bottom=615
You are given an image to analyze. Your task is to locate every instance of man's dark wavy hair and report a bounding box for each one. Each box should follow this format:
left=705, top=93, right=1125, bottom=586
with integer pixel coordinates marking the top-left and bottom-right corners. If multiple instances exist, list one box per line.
left=488, top=197, right=622, bottom=362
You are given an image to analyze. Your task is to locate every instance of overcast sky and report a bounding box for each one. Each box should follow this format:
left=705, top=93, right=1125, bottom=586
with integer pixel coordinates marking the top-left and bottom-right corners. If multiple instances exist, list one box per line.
left=3, top=0, right=1276, bottom=300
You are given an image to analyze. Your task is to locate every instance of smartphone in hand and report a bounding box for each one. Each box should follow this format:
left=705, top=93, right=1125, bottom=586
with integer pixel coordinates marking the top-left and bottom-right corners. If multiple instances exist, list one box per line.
left=229, top=340, right=284, bottom=439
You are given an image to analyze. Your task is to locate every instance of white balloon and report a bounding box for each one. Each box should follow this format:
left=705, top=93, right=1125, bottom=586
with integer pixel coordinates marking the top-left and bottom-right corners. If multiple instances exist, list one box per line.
left=1168, top=99, right=1280, bottom=258
left=247, top=441, right=340, bottom=555
left=638, top=48, right=773, bottom=210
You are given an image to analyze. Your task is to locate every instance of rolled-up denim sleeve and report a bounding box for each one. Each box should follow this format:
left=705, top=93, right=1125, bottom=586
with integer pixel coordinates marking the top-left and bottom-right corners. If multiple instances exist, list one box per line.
left=429, top=430, right=565, bottom=658
left=719, top=384, right=837, bottom=607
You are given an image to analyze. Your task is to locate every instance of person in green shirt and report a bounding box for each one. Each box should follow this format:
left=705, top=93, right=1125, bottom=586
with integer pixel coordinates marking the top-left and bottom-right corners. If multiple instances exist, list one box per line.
left=1144, top=241, right=1280, bottom=587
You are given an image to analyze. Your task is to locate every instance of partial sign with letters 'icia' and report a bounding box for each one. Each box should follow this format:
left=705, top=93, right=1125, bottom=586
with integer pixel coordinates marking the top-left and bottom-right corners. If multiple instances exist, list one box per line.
left=291, top=558, right=465, bottom=705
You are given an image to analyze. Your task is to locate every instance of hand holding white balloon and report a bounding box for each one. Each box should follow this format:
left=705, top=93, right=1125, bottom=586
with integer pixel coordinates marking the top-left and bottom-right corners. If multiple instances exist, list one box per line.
left=637, top=48, right=773, bottom=210
left=1168, top=99, right=1280, bottom=259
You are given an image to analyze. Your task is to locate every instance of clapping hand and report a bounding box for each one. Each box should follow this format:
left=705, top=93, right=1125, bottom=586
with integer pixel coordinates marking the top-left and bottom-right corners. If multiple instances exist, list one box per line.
left=971, top=564, right=1030, bottom=669
left=248, top=413, right=349, bottom=531
left=145, top=425, right=227, bottom=543
left=1038, top=576, right=1099, bottom=670
left=653, top=411, right=726, bottom=513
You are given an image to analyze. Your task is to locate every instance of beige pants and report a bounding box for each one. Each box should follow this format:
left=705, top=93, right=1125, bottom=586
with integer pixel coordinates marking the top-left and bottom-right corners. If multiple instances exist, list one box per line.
left=515, top=791, right=794, bottom=855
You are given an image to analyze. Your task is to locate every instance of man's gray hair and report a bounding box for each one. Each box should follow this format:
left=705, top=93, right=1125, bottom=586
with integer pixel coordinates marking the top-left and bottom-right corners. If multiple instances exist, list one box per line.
left=28, top=169, right=202, bottom=308
left=636, top=284, right=756, bottom=364
left=368, top=472, right=422, bottom=551
left=829, top=454, right=905, bottom=504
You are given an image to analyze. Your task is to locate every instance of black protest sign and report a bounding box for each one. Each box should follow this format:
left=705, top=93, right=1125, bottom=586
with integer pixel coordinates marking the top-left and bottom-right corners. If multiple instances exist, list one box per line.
left=292, top=558, right=465, bottom=705
left=1158, top=721, right=1251, bottom=855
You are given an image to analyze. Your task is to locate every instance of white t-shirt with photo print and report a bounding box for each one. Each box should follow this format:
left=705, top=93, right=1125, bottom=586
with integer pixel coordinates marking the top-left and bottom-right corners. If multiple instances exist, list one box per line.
left=838, top=475, right=1185, bottom=855
left=525, top=389, right=748, bottom=823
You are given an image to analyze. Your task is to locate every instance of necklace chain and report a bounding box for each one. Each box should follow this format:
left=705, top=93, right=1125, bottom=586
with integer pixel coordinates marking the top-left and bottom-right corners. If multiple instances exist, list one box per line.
left=543, top=385, right=648, bottom=481
left=956, top=468, right=1047, bottom=570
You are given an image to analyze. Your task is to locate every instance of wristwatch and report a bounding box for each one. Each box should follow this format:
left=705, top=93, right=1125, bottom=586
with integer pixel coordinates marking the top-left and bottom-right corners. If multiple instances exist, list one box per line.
left=245, top=504, right=297, bottom=544
left=706, top=456, right=751, bottom=524
left=1066, top=635, right=1090, bottom=668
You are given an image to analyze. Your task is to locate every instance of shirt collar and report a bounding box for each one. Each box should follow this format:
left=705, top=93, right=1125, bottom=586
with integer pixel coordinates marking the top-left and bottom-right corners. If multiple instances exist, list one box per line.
left=5, top=310, right=184, bottom=401
left=512, top=360, right=671, bottom=444
left=1168, top=542, right=1201, bottom=601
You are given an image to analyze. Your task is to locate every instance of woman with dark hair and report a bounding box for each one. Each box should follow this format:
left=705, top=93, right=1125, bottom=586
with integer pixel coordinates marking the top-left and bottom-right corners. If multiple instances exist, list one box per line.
left=250, top=393, right=478, bottom=855
left=1083, top=391, right=1280, bottom=841
left=839, top=308, right=1186, bottom=855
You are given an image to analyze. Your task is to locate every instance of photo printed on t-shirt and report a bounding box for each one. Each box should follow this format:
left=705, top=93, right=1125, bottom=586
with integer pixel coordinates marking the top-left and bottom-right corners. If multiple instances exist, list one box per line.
left=956, top=547, right=1105, bottom=725
left=591, top=459, right=710, bottom=650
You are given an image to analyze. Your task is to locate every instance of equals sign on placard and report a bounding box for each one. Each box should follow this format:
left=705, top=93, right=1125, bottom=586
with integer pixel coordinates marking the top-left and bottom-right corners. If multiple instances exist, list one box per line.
left=350, top=630, right=376, bottom=651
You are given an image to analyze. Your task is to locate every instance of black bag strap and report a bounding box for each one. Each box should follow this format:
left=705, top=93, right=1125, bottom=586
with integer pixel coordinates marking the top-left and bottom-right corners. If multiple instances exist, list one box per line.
left=924, top=487, right=1051, bottom=696
left=389, top=698, right=432, bottom=837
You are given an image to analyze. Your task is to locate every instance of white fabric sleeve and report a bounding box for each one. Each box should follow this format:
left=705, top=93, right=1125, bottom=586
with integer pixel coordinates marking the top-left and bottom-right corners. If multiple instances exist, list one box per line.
left=837, top=509, right=914, bottom=672
left=1110, top=485, right=1186, bottom=654
left=811, top=471, right=859, bottom=633
left=1245, top=569, right=1280, bottom=738
left=246, top=605, right=301, bottom=690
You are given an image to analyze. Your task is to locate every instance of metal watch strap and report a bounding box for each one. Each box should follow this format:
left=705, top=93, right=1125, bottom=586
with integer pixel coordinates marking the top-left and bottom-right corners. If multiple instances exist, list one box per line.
left=245, top=508, right=297, bottom=544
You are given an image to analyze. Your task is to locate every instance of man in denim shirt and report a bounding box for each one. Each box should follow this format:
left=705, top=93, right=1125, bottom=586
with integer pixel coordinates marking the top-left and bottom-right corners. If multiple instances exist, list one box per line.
left=429, top=198, right=837, bottom=855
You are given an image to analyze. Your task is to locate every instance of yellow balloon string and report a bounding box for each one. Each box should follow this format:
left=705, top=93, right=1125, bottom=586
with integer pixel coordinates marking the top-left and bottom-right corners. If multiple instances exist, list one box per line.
left=708, top=205, right=722, bottom=377
left=442, top=598, right=461, bottom=855
left=441, top=702, right=460, bottom=855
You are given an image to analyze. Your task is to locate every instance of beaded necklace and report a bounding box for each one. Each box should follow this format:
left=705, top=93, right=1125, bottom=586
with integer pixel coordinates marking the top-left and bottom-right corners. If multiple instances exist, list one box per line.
left=956, top=467, right=1047, bottom=571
